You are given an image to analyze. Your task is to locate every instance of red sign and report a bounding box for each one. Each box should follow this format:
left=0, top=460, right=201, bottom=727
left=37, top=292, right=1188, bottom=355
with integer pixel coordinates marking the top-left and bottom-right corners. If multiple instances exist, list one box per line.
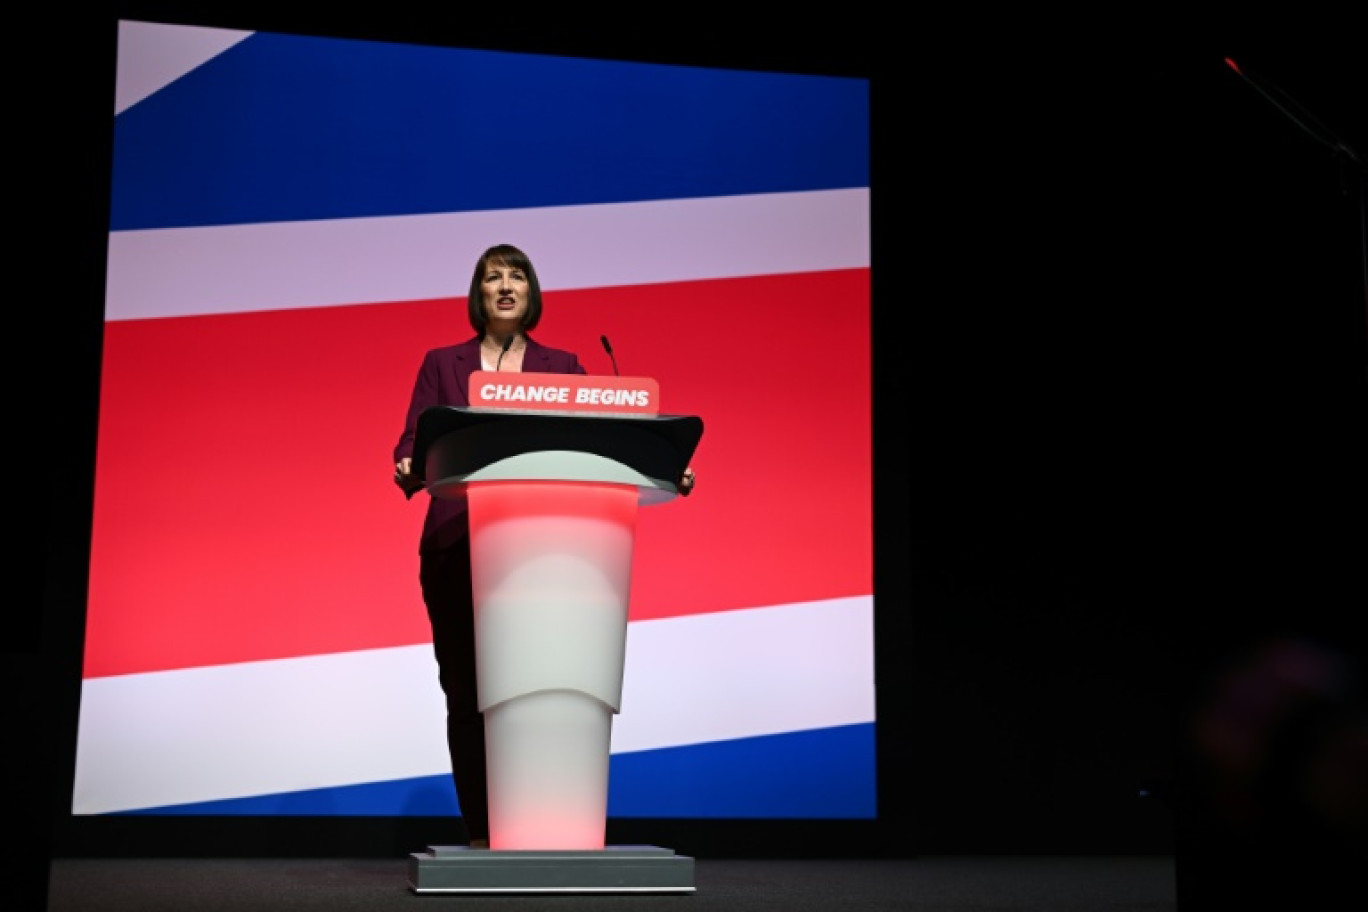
left=468, top=371, right=660, bottom=415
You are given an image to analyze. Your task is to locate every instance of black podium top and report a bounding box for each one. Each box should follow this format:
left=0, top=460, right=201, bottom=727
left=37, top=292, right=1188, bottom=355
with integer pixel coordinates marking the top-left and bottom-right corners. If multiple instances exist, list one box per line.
left=413, top=406, right=704, bottom=494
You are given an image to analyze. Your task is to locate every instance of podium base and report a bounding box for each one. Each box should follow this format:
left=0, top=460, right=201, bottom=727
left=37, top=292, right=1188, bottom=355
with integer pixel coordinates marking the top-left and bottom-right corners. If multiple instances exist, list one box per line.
left=407, top=845, right=695, bottom=894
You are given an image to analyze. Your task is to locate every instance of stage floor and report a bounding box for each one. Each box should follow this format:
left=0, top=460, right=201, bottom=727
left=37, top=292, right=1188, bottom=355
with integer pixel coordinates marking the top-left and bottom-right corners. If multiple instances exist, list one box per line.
left=40, top=854, right=1177, bottom=912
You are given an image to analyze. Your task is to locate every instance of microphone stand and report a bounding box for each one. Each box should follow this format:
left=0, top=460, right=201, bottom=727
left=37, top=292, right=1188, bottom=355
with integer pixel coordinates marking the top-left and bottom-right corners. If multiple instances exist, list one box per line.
left=495, top=334, right=515, bottom=372
left=1225, top=58, right=1368, bottom=380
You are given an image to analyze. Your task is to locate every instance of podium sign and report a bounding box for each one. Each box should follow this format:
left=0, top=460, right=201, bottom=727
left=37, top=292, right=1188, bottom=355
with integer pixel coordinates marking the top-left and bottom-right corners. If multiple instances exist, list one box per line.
left=468, top=370, right=660, bottom=415
left=408, top=373, right=701, bottom=893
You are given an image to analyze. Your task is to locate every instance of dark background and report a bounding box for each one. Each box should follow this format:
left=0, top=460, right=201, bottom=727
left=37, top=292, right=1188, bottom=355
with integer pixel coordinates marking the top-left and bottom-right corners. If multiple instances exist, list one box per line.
left=14, top=7, right=1368, bottom=910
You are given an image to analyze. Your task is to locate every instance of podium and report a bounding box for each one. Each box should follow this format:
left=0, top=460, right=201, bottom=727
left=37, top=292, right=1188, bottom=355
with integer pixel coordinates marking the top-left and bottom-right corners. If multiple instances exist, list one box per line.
left=406, top=375, right=702, bottom=894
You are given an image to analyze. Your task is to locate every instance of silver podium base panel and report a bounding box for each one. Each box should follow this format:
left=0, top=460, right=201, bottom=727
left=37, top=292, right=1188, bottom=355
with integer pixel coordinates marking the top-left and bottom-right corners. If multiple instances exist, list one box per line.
left=408, top=844, right=696, bottom=894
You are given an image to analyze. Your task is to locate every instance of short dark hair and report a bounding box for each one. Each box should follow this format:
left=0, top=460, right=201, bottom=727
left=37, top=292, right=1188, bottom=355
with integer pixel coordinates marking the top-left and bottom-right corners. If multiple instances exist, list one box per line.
left=466, top=243, right=543, bottom=334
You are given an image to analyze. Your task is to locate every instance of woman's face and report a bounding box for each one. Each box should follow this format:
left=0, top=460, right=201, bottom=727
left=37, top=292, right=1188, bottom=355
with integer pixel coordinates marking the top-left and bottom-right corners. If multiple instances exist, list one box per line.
left=481, top=260, right=530, bottom=327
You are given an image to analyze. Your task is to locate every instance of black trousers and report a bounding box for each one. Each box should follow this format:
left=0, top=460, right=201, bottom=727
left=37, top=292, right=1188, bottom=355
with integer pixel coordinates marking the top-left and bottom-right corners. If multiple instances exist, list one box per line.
left=418, top=541, right=488, bottom=843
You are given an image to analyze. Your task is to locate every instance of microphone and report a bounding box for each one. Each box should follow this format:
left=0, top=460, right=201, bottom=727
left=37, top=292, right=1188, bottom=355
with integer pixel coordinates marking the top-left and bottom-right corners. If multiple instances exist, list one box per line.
left=1224, top=57, right=1364, bottom=170
left=600, top=334, right=620, bottom=376
left=495, top=334, right=514, bottom=371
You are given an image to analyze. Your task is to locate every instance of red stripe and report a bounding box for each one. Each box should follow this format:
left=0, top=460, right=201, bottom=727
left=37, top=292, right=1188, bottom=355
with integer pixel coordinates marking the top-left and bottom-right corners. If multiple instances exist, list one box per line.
left=84, top=269, right=871, bottom=678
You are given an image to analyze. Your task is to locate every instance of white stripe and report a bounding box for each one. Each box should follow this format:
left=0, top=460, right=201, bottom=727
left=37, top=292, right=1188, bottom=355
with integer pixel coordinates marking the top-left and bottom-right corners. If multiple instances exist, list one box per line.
left=116, top=20, right=254, bottom=115
left=71, top=645, right=450, bottom=815
left=71, top=596, right=874, bottom=814
left=104, top=189, right=870, bottom=322
left=612, top=597, right=875, bottom=753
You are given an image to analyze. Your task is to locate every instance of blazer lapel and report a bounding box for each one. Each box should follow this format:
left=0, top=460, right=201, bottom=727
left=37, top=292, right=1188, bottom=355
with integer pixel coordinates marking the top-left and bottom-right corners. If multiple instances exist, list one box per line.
left=521, top=336, right=552, bottom=373
left=452, top=337, right=482, bottom=402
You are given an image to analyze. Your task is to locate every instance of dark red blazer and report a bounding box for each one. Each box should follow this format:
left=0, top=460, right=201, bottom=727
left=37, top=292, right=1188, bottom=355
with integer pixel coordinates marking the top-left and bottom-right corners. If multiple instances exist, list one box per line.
left=393, top=335, right=586, bottom=553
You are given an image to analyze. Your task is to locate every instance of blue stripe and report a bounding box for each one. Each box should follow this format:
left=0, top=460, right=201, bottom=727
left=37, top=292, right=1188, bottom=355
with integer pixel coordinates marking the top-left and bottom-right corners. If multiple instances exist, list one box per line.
left=111, top=31, right=869, bottom=231
left=608, top=723, right=877, bottom=819
left=114, top=724, right=876, bottom=818
left=117, top=775, right=460, bottom=816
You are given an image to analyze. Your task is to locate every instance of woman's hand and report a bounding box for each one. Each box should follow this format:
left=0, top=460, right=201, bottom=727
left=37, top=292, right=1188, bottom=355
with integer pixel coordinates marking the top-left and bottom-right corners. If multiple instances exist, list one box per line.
left=394, top=457, right=424, bottom=496
left=678, top=466, right=696, bottom=496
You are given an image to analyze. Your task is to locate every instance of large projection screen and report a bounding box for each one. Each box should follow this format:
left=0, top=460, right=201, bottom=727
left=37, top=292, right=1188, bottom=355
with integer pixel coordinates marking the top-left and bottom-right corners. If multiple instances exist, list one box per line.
left=73, top=19, right=872, bottom=822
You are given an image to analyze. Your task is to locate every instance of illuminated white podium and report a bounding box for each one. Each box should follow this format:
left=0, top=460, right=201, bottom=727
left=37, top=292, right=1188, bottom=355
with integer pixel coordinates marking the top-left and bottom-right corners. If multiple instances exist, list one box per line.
left=407, top=373, right=702, bottom=894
